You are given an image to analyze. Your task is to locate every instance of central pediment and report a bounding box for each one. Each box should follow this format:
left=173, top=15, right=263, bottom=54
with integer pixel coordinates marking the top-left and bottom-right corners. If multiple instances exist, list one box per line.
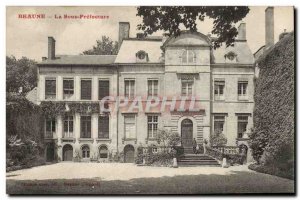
left=163, top=31, right=211, bottom=48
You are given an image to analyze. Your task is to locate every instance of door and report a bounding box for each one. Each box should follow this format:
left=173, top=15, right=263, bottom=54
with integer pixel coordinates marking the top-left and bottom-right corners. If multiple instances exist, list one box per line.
left=124, top=145, right=135, bottom=163
left=63, top=144, right=73, bottom=161
left=46, top=142, right=55, bottom=162
left=181, top=119, right=193, bottom=147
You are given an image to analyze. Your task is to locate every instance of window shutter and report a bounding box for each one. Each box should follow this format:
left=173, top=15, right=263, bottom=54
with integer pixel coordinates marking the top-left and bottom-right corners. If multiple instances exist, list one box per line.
left=81, top=80, right=92, bottom=100
left=99, top=80, right=109, bottom=100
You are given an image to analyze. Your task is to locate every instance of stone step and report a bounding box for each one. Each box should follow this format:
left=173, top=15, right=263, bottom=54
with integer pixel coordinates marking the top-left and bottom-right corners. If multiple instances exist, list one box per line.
left=178, top=161, right=220, bottom=166
left=179, top=159, right=217, bottom=162
left=178, top=153, right=220, bottom=167
left=180, top=157, right=215, bottom=161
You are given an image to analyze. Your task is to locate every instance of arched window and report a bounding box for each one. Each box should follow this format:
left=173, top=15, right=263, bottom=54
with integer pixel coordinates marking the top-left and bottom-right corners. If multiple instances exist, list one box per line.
left=181, top=50, right=188, bottom=63
left=99, top=145, right=108, bottom=158
left=82, top=145, right=90, bottom=158
left=180, top=50, right=196, bottom=64
left=188, top=51, right=195, bottom=63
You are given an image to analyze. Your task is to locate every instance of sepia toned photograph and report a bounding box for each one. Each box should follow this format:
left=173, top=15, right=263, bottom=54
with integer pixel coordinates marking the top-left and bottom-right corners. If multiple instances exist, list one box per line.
left=6, top=6, right=295, bottom=195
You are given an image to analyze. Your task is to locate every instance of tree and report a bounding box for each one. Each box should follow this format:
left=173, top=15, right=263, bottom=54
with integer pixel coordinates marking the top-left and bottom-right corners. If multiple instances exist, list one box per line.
left=136, top=6, right=250, bottom=49
left=6, top=56, right=37, bottom=94
left=157, top=129, right=181, bottom=152
left=82, top=36, right=119, bottom=55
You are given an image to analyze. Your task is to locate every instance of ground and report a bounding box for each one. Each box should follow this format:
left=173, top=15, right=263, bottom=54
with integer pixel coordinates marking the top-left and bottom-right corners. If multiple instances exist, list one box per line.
left=6, top=162, right=294, bottom=194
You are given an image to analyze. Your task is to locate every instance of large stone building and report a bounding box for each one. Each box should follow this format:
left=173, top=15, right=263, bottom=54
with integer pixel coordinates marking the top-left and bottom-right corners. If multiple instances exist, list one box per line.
left=37, top=21, right=254, bottom=163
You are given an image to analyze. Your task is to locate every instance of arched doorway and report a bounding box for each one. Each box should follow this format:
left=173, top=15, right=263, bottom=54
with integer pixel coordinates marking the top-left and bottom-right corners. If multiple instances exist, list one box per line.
left=63, top=144, right=73, bottom=161
left=181, top=118, right=193, bottom=148
left=46, top=142, right=55, bottom=162
left=99, top=145, right=108, bottom=159
left=124, top=145, right=135, bottom=163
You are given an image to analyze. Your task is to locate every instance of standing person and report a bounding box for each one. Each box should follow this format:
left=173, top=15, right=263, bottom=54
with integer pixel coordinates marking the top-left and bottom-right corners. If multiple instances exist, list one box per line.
left=192, top=138, right=197, bottom=154
left=196, top=144, right=200, bottom=154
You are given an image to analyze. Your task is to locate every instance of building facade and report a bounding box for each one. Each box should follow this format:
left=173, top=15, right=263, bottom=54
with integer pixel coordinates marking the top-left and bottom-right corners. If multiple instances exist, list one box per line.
left=38, top=21, right=254, bottom=163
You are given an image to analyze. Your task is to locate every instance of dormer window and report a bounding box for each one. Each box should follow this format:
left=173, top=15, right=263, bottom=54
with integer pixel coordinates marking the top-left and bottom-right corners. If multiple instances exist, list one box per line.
left=224, top=51, right=237, bottom=63
left=136, top=50, right=148, bottom=62
left=180, top=50, right=196, bottom=64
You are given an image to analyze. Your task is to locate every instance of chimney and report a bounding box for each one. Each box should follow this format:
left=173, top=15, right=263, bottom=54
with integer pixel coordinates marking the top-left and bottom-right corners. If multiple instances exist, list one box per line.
left=48, top=36, right=56, bottom=60
left=265, top=7, right=274, bottom=48
left=238, top=22, right=246, bottom=40
left=136, top=33, right=145, bottom=39
left=118, top=22, right=130, bottom=50
left=279, top=29, right=288, bottom=40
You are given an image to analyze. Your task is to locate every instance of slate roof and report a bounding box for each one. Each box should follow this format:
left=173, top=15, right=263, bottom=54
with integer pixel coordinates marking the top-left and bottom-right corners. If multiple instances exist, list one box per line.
left=115, top=39, right=163, bottom=63
left=212, top=41, right=255, bottom=65
left=39, top=55, right=117, bottom=65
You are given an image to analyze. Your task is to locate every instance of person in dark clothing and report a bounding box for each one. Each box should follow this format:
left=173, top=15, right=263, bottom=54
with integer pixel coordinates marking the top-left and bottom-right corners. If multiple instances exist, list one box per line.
left=192, top=138, right=197, bottom=154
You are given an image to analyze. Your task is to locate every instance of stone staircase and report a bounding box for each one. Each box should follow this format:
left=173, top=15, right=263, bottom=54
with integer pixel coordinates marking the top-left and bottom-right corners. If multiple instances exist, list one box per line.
left=178, top=154, right=221, bottom=167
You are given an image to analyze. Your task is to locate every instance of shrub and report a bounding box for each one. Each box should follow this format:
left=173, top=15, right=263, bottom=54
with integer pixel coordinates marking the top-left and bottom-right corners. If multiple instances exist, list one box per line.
left=173, top=146, right=184, bottom=158
left=206, top=146, right=246, bottom=165
left=147, top=151, right=173, bottom=166
left=157, top=129, right=181, bottom=151
left=210, top=130, right=227, bottom=147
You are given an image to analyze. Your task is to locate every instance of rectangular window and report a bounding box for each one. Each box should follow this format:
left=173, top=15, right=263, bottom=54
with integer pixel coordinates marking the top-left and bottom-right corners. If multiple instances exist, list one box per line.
left=124, top=80, right=135, bottom=98
left=124, top=115, right=136, bottom=139
left=214, top=115, right=225, bottom=135
left=99, top=80, right=110, bottom=100
left=148, top=80, right=158, bottom=97
left=63, top=78, right=74, bottom=99
left=81, top=79, right=92, bottom=100
left=98, top=115, right=109, bottom=139
left=147, top=115, right=158, bottom=138
left=45, top=119, right=56, bottom=138
left=64, top=115, right=74, bottom=138
left=214, top=81, right=225, bottom=100
left=238, top=81, right=248, bottom=96
left=237, top=116, right=248, bottom=138
left=45, top=79, right=56, bottom=99
left=81, top=116, right=91, bottom=138
left=181, top=80, right=193, bottom=96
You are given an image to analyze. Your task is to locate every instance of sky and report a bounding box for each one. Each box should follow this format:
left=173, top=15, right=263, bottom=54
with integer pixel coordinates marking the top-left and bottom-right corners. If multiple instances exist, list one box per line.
left=6, top=6, right=294, bottom=61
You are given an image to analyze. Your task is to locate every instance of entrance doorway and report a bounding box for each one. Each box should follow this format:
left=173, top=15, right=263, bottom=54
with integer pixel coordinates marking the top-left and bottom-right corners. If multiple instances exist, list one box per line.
left=124, top=145, right=135, bottom=163
left=63, top=144, right=73, bottom=161
left=181, top=119, right=193, bottom=148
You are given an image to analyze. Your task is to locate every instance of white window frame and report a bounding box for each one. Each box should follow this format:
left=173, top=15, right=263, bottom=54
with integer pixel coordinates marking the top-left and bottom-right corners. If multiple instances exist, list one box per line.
left=64, top=115, right=74, bottom=138
left=63, top=78, right=74, bottom=100
left=213, top=115, right=225, bottom=135
left=214, top=80, right=225, bottom=101
left=45, top=78, right=57, bottom=100
left=237, top=115, right=248, bottom=138
left=124, top=79, right=135, bottom=99
left=181, top=79, right=194, bottom=96
left=124, top=114, right=136, bottom=139
left=238, top=81, right=248, bottom=100
left=147, top=115, right=159, bottom=139
left=180, top=49, right=196, bottom=64
left=147, top=79, right=159, bottom=97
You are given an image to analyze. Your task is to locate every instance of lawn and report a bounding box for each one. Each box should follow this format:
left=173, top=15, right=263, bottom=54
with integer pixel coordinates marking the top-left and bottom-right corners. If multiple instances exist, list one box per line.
left=7, top=170, right=294, bottom=194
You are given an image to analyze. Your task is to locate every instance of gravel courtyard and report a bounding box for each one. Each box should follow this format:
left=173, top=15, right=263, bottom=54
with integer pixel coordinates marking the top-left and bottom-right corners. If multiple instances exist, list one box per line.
left=6, top=163, right=294, bottom=194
